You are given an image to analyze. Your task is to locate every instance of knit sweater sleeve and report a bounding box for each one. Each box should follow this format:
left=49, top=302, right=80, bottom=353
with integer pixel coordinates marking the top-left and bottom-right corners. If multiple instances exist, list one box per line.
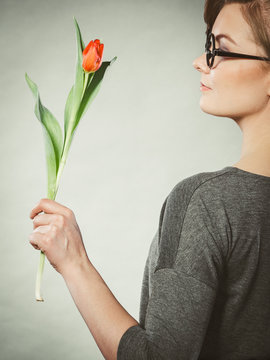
left=117, top=182, right=227, bottom=360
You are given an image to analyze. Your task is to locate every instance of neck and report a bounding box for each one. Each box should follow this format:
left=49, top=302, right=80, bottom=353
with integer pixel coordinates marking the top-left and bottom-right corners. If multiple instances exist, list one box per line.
left=233, top=109, right=270, bottom=176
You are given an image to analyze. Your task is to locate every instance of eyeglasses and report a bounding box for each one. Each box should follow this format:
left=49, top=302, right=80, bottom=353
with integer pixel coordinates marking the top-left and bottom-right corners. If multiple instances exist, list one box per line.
left=205, top=31, right=270, bottom=68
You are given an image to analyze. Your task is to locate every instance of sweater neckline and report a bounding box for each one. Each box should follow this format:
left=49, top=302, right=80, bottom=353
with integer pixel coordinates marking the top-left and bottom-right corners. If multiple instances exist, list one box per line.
left=223, top=166, right=270, bottom=181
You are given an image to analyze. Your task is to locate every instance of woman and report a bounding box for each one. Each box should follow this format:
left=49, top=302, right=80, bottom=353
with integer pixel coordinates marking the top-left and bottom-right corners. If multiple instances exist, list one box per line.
left=29, top=1, right=270, bottom=359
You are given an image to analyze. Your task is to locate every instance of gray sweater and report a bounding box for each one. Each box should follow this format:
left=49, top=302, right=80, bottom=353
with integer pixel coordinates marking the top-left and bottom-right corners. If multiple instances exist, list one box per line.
left=117, top=166, right=270, bottom=360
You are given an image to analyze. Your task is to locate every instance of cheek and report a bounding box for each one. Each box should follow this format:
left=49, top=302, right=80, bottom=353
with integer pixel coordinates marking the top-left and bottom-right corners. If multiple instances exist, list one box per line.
left=212, top=61, right=266, bottom=108
left=199, top=61, right=268, bottom=117
left=215, top=61, right=263, bottom=92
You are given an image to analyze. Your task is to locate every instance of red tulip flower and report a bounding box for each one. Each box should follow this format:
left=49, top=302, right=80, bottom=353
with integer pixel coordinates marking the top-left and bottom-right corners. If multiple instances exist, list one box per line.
left=82, top=39, right=104, bottom=73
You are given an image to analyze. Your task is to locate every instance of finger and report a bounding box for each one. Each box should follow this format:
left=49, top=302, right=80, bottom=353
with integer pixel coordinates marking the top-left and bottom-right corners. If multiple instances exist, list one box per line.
left=29, top=226, right=49, bottom=252
left=33, top=225, right=51, bottom=234
left=29, top=198, right=72, bottom=219
left=32, top=213, right=59, bottom=230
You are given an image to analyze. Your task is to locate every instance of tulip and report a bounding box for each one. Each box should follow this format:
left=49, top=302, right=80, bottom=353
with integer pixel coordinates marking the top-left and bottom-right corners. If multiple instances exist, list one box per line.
left=81, top=39, right=104, bottom=100
left=25, top=17, right=117, bottom=301
left=82, top=39, right=104, bottom=73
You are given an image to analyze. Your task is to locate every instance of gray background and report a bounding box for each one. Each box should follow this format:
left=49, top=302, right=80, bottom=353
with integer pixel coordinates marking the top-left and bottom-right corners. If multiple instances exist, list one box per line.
left=0, top=0, right=240, bottom=359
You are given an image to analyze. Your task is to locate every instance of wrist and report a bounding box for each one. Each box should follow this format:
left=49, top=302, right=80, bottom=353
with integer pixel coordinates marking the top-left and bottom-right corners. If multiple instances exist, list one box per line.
left=61, top=255, right=93, bottom=281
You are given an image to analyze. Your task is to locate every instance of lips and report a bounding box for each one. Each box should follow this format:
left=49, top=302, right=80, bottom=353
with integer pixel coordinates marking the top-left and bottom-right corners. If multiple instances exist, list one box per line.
left=200, top=81, right=211, bottom=89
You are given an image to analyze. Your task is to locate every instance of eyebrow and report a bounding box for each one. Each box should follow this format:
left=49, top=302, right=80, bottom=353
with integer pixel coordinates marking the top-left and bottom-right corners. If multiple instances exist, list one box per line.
left=214, top=33, right=238, bottom=46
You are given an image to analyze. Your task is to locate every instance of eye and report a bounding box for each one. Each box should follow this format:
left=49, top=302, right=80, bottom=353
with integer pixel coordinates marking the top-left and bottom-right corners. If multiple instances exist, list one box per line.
left=218, top=42, right=229, bottom=52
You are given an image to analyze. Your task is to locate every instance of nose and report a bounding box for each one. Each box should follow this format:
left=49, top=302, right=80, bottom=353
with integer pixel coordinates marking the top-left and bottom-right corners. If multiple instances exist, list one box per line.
left=192, top=52, right=210, bottom=73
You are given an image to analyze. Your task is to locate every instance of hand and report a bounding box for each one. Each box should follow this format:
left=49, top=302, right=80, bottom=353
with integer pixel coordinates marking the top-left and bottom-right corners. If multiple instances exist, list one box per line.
left=29, top=198, right=90, bottom=275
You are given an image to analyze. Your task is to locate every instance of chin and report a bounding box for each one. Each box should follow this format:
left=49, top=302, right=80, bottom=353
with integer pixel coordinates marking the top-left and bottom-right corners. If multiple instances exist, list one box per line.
left=199, top=100, right=216, bottom=115
left=199, top=99, right=230, bottom=117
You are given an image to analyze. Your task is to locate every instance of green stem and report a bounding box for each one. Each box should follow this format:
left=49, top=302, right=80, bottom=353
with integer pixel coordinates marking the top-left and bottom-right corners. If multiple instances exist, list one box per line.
left=35, top=251, right=45, bottom=301
left=35, top=140, right=71, bottom=302
left=54, top=158, right=66, bottom=199
left=35, top=72, right=91, bottom=302
left=82, top=71, right=90, bottom=100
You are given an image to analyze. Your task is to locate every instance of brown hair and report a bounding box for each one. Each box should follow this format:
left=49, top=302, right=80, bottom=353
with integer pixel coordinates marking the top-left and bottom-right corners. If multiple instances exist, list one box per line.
left=204, top=0, right=270, bottom=70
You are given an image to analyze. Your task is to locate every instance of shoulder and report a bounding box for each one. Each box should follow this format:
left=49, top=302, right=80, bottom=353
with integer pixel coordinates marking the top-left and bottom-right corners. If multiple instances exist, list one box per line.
left=163, top=166, right=233, bottom=211
left=155, top=167, right=232, bottom=274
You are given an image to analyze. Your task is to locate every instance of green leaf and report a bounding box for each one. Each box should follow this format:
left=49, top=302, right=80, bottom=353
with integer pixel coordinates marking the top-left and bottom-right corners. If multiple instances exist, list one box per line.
left=64, top=17, right=85, bottom=142
left=73, top=16, right=85, bottom=108
left=73, top=16, right=85, bottom=53
left=25, top=72, right=63, bottom=198
left=76, top=57, right=117, bottom=123
left=62, top=84, right=74, bottom=157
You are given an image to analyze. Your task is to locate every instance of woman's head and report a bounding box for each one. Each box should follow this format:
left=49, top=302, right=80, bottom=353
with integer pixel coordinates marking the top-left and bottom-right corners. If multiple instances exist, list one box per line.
left=193, top=0, right=270, bottom=122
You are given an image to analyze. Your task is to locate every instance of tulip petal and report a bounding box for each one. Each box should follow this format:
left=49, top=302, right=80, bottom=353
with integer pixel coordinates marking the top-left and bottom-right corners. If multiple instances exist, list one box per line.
left=98, top=43, right=104, bottom=58
left=82, top=49, right=98, bottom=72
left=82, top=40, right=93, bottom=56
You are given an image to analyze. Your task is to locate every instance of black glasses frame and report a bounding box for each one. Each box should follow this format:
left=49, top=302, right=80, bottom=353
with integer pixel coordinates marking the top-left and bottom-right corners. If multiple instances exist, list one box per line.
left=205, top=31, right=270, bottom=68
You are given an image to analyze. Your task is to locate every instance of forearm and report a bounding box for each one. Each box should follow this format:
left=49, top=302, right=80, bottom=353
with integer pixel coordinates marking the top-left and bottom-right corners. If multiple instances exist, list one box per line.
left=61, top=257, right=139, bottom=360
